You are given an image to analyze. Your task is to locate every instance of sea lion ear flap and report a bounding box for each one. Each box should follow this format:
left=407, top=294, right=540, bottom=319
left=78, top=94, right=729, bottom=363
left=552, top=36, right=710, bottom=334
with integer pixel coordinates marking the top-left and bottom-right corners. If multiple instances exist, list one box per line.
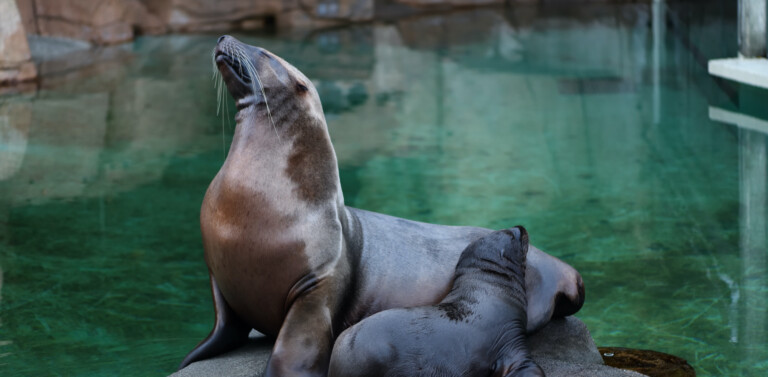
left=499, top=226, right=524, bottom=261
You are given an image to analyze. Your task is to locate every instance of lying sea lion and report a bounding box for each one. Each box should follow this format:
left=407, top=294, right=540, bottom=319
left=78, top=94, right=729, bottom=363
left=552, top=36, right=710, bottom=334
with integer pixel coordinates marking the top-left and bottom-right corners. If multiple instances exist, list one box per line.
left=329, top=226, right=544, bottom=377
left=180, top=35, right=584, bottom=377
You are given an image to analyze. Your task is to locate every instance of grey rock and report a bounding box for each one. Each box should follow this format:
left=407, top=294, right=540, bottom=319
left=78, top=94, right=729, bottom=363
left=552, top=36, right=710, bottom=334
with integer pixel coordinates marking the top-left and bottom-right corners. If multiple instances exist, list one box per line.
left=536, top=357, right=647, bottom=377
left=529, top=316, right=604, bottom=365
left=173, top=333, right=272, bottom=377
left=172, top=317, right=646, bottom=377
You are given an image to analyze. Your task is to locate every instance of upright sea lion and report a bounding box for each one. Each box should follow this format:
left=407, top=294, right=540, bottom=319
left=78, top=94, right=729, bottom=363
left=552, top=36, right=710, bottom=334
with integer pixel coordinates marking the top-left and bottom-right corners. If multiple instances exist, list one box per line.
left=329, top=226, right=544, bottom=377
left=179, top=36, right=585, bottom=377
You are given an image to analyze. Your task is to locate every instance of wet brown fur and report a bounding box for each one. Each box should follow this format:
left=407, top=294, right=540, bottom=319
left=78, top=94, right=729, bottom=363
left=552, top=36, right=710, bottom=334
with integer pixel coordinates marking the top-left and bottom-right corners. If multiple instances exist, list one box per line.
left=202, top=170, right=312, bottom=337
left=286, top=115, right=337, bottom=204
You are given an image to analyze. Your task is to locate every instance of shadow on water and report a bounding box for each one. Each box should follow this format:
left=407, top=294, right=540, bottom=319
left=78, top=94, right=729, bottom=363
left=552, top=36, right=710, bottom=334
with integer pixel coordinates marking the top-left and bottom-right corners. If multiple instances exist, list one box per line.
left=0, top=1, right=765, bottom=376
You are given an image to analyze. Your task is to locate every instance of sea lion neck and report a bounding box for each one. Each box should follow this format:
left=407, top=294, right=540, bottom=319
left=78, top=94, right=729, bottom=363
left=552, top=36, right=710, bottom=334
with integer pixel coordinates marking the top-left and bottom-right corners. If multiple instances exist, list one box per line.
left=227, top=110, right=280, bottom=155
left=448, top=256, right=527, bottom=313
left=224, top=110, right=344, bottom=207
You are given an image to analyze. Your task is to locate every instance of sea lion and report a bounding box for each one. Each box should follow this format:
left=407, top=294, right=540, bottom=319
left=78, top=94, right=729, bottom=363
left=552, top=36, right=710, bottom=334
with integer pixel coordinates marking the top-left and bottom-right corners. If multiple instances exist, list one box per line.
left=179, top=35, right=585, bottom=377
left=328, top=226, right=544, bottom=377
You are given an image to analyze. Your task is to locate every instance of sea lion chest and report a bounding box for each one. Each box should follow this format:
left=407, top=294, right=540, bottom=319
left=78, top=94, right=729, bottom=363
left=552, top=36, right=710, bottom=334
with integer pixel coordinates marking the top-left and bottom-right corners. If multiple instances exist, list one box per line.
left=199, top=155, right=315, bottom=337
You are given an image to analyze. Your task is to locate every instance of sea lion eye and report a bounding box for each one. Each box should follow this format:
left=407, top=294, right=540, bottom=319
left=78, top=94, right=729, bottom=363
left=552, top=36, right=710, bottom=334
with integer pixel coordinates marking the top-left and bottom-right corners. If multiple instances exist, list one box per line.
left=296, top=83, right=309, bottom=93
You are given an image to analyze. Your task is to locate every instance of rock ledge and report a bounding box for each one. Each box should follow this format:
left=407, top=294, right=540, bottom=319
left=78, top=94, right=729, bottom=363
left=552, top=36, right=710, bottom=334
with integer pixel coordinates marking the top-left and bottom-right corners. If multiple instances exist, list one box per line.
left=172, top=317, right=647, bottom=377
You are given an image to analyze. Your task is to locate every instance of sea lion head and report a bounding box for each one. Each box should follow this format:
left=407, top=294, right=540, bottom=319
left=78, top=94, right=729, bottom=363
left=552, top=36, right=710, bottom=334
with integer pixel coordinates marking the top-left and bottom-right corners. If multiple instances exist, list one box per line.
left=454, top=227, right=529, bottom=299
left=213, top=35, right=341, bottom=205
left=458, top=226, right=529, bottom=268
left=456, top=226, right=585, bottom=332
left=214, top=35, right=325, bottom=130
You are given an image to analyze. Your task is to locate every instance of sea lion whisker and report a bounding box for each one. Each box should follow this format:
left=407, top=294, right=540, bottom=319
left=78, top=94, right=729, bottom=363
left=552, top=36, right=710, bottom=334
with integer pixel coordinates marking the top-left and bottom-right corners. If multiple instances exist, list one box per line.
left=225, top=46, right=235, bottom=132
left=218, top=76, right=224, bottom=109
left=213, top=46, right=228, bottom=117
left=212, top=46, right=229, bottom=155
left=221, top=85, right=226, bottom=156
left=234, top=45, right=280, bottom=142
left=234, top=46, right=247, bottom=81
left=218, top=53, right=226, bottom=141
left=211, top=47, right=222, bottom=115
left=218, top=76, right=225, bottom=116
left=211, top=48, right=217, bottom=80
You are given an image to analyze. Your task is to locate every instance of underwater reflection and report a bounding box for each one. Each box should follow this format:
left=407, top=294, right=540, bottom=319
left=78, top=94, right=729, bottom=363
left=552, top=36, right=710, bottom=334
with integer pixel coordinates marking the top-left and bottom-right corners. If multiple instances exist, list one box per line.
left=709, top=89, right=768, bottom=375
left=738, top=128, right=767, bottom=371
left=0, top=99, right=30, bottom=183
left=0, top=262, right=8, bottom=361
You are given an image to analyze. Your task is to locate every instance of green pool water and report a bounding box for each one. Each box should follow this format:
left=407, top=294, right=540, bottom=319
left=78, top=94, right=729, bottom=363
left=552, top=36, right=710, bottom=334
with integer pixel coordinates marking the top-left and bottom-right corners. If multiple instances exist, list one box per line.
left=1, top=2, right=765, bottom=376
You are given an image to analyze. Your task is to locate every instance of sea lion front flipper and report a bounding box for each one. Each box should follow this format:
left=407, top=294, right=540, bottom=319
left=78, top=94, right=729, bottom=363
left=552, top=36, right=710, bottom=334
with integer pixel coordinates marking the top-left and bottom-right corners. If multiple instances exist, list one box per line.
left=264, top=278, right=339, bottom=377
left=491, top=361, right=546, bottom=377
left=491, top=351, right=545, bottom=377
left=178, top=274, right=250, bottom=370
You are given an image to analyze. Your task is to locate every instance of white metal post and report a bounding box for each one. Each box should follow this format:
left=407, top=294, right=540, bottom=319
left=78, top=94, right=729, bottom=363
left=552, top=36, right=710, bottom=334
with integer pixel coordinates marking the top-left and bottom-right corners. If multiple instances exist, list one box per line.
left=739, top=0, right=767, bottom=57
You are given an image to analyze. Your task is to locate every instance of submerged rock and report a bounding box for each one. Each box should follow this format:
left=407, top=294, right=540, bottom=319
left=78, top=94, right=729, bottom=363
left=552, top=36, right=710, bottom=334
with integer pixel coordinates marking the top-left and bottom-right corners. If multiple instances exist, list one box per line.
left=599, top=347, right=696, bottom=377
left=172, top=317, right=648, bottom=377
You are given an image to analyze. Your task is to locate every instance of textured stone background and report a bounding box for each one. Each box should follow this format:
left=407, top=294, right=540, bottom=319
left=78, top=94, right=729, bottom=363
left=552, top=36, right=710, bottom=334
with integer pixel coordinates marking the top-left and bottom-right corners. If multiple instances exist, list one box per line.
left=13, top=0, right=381, bottom=45
left=1, top=0, right=511, bottom=83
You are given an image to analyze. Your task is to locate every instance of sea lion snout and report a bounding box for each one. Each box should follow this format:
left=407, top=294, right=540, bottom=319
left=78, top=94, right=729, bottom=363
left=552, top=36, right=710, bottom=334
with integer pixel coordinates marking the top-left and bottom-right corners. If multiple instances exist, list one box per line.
left=459, top=227, right=530, bottom=268
left=516, top=225, right=529, bottom=247
left=553, top=272, right=586, bottom=318
left=215, top=36, right=256, bottom=100
left=501, top=226, right=528, bottom=245
left=501, top=226, right=529, bottom=260
left=213, top=35, right=325, bottom=122
left=505, top=226, right=520, bottom=240
left=214, top=36, right=288, bottom=99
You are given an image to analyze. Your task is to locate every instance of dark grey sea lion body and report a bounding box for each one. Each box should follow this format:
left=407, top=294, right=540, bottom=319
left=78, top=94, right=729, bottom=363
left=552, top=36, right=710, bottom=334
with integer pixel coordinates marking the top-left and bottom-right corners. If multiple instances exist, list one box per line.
left=329, top=227, right=544, bottom=377
left=340, top=207, right=583, bottom=333
left=180, top=36, right=584, bottom=377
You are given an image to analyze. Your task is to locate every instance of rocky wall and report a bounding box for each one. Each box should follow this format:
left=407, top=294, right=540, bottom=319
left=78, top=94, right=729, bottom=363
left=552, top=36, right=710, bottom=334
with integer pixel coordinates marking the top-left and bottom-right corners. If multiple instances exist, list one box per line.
left=13, top=0, right=375, bottom=46
left=395, top=0, right=502, bottom=7
left=0, top=0, right=37, bottom=84
left=6, top=0, right=514, bottom=51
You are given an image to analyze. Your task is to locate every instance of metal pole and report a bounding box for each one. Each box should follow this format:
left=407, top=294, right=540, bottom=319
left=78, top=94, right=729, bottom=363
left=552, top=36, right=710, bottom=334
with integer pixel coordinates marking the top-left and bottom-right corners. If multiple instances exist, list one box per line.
left=652, top=0, right=665, bottom=125
left=739, top=0, right=767, bottom=57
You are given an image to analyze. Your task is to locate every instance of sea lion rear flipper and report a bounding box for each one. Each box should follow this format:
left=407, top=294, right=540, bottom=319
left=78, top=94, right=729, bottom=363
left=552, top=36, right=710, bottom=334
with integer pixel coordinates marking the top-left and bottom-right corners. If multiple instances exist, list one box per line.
left=491, top=359, right=546, bottom=377
left=178, top=274, right=250, bottom=370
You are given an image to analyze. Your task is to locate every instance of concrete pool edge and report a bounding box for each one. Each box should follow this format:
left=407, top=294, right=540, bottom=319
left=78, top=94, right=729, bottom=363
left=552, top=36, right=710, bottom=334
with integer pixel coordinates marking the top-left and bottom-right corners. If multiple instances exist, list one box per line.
left=171, top=317, right=647, bottom=377
left=708, top=57, right=768, bottom=90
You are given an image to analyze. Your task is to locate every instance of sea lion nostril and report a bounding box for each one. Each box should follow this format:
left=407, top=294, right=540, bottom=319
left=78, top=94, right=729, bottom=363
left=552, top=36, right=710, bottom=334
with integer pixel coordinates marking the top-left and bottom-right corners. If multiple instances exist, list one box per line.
left=217, top=35, right=226, bottom=44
